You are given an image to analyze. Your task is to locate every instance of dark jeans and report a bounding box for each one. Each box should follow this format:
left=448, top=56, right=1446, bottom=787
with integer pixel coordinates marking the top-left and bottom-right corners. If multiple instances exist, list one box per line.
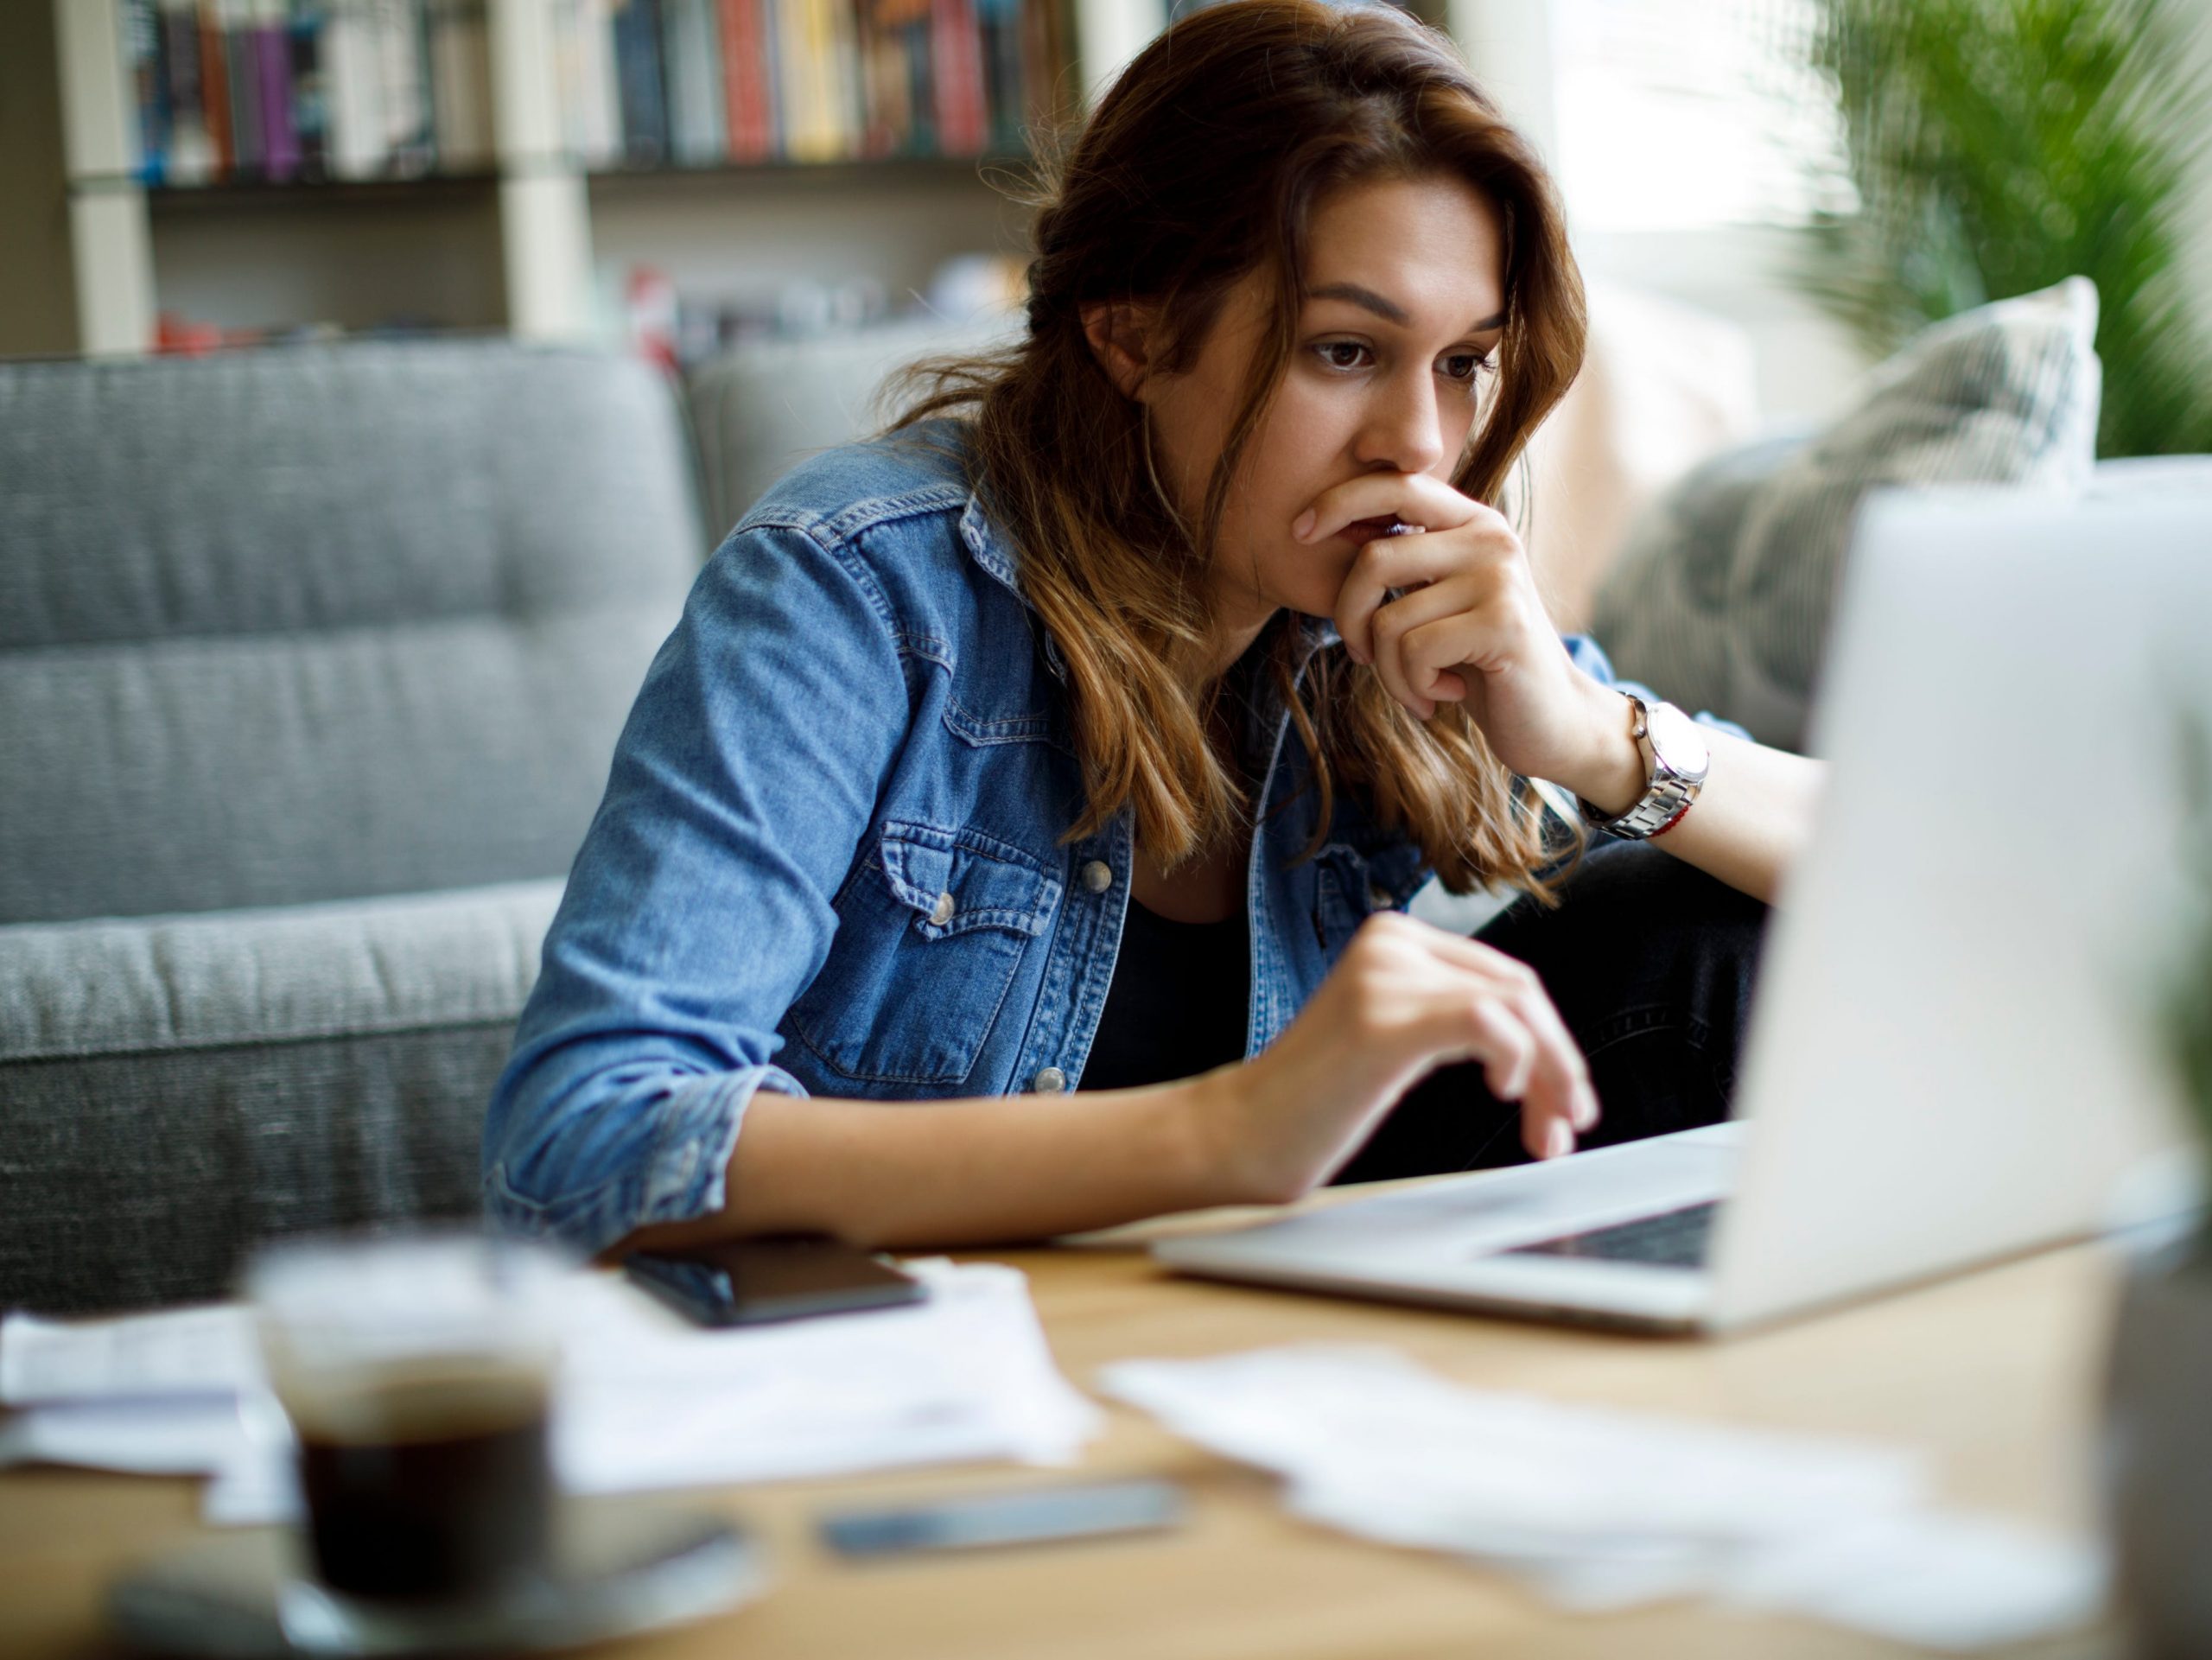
left=1331, top=837, right=1770, bottom=1184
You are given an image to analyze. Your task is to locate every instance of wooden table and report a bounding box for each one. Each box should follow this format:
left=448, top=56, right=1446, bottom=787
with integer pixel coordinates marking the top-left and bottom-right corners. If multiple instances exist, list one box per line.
left=0, top=1198, right=2126, bottom=1659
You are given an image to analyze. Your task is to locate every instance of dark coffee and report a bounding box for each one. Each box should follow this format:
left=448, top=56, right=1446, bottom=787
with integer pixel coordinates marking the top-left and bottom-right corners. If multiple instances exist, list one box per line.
left=291, top=1369, right=552, bottom=1602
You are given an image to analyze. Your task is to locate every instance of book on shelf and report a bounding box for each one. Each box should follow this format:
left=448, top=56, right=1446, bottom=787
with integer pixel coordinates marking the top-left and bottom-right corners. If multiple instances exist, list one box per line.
left=217, top=0, right=264, bottom=179
left=718, top=0, right=779, bottom=162
left=368, top=0, right=436, bottom=175
left=119, top=0, right=491, bottom=186
left=553, top=0, right=626, bottom=167
left=118, top=0, right=1072, bottom=186
left=663, top=0, right=728, bottom=164
left=255, top=0, right=302, bottom=181
left=929, top=0, right=986, bottom=158
left=611, top=0, right=671, bottom=165
left=289, top=2, right=329, bottom=178
left=560, top=0, right=1071, bottom=169
left=427, top=0, right=493, bottom=171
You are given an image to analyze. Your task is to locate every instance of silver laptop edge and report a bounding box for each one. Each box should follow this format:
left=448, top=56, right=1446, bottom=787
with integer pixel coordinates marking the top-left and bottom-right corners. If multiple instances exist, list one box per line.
left=1155, top=486, right=2208, bottom=1333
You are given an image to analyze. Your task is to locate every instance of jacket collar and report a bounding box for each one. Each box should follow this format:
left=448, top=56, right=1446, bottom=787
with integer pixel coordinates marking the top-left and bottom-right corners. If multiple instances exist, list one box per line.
left=958, top=493, right=1071, bottom=684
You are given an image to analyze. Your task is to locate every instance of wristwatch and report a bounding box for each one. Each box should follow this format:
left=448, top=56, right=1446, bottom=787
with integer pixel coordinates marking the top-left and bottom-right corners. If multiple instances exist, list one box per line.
left=1576, top=692, right=1710, bottom=840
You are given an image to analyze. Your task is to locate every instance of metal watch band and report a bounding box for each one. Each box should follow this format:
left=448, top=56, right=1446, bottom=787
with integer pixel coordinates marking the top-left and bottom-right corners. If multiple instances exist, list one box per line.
left=1575, top=695, right=1706, bottom=841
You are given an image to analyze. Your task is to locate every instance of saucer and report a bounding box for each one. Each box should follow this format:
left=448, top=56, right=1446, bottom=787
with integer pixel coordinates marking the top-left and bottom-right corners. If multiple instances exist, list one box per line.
left=106, top=1496, right=766, bottom=1657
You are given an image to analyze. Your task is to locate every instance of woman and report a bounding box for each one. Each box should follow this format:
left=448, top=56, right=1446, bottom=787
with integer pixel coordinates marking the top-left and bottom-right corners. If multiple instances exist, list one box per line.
left=483, top=0, right=1822, bottom=1259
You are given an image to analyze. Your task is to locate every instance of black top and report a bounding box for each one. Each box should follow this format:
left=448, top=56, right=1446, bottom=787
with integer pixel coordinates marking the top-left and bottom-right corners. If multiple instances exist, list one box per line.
left=1080, top=896, right=1251, bottom=1091
left=1081, top=624, right=1269, bottom=1091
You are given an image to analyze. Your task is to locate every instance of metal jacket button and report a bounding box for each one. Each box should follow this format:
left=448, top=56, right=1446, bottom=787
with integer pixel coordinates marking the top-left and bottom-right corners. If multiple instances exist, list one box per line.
left=1367, top=884, right=1393, bottom=912
left=1032, top=1066, right=1068, bottom=1094
left=930, top=891, right=956, bottom=925
left=1081, top=860, right=1113, bottom=894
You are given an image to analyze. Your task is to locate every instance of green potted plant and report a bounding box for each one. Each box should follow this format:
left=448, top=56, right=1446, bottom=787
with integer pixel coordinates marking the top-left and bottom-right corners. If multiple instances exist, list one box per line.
left=1794, top=0, right=2212, bottom=460
left=2104, top=709, right=2212, bottom=1657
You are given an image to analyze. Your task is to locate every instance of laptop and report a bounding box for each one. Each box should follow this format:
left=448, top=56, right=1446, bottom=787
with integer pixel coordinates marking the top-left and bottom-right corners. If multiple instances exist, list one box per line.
left=1155, top=483, right=2210, bottom=1333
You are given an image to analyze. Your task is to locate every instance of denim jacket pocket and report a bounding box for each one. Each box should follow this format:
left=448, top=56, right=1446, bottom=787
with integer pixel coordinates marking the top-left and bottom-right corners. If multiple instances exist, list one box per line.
left=787, top=820, right=1061, bottom=1086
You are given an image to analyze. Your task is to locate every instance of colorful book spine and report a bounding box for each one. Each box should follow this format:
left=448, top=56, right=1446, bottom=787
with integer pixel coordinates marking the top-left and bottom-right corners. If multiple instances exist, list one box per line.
left=132, top=0, right=1069, bottom=183
left=755, top=0, right=783, bottom=156
left=716, top=0, right=774, bottom=162
left=255, top=0, right=300, bottom=180
left=772, top=0, right=847, bottom=160
left=613, top=0, right=670, bottom=165
left=1019, top=0, right=1069, bottom=138
left=321, top=2, right=385, bottom=178
left=383, top=0, right=438, bottom=175
left=197, top=1, right=233, bottom=175
left=929, top=0, right=986, bottom=156
left=428, top=0, right=494, bottom=170
left=158, top=0, right=217, bottom=182
left=289, top=1, right=329, bottom=180
left=899, top=0, right=935, bottom=156
left=662, top=0, right=728, bottom=164
left=220, top=0, right=266, bottom=179
left=768, top=0, right=812, bottom=159
left=555, top=0, right=621, bottom=166
left=123, top=1, right=169, bottom=183
left=823, top=0, right=861, bottom=155
left=851, top=0, right=889, bottom=159
left=556, top=0, right=1069, bottom=173
left=975, top=0, right=1023, bottom=153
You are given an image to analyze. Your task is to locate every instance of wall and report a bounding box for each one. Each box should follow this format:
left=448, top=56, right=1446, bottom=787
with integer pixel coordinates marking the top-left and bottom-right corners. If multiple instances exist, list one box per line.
left=1570, top=226, right=1871, bottom=428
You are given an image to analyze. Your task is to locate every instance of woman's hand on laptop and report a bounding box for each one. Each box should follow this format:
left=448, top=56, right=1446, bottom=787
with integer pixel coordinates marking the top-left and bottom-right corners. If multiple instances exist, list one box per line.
left=1189, top=913, right=1599, bottom=1205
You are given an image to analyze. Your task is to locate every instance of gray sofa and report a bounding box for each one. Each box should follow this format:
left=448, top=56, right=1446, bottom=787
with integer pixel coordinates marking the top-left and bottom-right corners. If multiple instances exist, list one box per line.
left=0, top=341, right=704, bottom=1313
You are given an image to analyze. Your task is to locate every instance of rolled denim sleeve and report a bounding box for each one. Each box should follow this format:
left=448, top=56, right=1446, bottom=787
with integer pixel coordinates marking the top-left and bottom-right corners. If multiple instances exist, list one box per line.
left=484, top=519, right=909, bottom=1256
left=1564, top=632, right=1751, bottom=744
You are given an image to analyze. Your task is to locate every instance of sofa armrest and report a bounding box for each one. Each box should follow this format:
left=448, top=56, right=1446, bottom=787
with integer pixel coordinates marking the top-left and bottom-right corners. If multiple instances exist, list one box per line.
left=0, top=881, right=561, bottom=1313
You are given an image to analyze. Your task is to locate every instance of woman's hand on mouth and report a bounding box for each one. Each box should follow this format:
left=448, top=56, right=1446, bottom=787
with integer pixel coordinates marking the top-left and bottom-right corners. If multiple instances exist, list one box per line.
left=1292, top=472, right=1625, bottom=792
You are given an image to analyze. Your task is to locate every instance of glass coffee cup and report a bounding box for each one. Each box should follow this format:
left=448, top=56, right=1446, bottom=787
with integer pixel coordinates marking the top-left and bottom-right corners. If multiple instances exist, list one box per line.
left=245, top=1230, right=569, bottom=1605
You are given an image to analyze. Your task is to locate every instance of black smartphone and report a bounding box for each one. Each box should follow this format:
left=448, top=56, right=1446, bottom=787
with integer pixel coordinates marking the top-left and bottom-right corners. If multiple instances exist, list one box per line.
left=623, top=1233, right=925, bottom=1326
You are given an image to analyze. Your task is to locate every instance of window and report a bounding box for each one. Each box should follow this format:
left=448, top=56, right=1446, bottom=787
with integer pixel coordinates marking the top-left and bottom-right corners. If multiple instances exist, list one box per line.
left=1548, top=0, right=1853, bottom=233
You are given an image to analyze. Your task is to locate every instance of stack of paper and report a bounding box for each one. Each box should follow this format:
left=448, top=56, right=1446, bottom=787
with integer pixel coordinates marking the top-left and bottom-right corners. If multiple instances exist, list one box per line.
left=1100, top=1344, right=2105, bottom=1650
left=2, top=1260, right=1098, bottom=1523
left=0, top=1303, right=258, bottom=1477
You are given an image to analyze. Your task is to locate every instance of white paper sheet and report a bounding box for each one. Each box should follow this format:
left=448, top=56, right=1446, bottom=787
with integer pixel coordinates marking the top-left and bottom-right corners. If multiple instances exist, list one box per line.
left=1100, top=1344, right=2106, bottom=1650
left=1, top=1260, right=1098, bottom=1524
left=0, top=1394, right=252, bottom=1476
left=1, top=1304, right=257, bottom=1402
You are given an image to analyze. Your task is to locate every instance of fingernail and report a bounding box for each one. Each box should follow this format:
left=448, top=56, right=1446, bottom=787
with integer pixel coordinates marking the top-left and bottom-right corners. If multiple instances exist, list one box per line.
left=1293, top=509, right=1316, bottom=539
left=1544, top=1119, right=1573, bottom=1160
left=1348, top=644, right=1369, bottom=665
left=1573, top=1088, right=1599, bottom=1131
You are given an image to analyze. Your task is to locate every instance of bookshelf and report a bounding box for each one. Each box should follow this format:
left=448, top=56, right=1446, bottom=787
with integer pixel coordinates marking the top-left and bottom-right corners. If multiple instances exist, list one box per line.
left=37, top=0, right=1477, bottom=359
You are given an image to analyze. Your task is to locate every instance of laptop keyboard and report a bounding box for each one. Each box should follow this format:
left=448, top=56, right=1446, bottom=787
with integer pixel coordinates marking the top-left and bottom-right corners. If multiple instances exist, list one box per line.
left=1502, top=1201, right=1719, bottom=1269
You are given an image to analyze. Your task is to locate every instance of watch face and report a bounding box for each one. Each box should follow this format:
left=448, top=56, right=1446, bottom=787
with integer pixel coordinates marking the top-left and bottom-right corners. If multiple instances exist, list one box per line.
left=1643, top=700, right=1711, bottom=779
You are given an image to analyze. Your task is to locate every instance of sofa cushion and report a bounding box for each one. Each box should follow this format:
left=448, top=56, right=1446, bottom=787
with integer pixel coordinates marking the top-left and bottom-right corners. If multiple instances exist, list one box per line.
left=688, top=314, right=1020, bottom=541
left=1589, top=277, right=2104, bottom=750
left=0, top=880, right=560, bottom=1313
left=0, top=341, right=702, bottom=925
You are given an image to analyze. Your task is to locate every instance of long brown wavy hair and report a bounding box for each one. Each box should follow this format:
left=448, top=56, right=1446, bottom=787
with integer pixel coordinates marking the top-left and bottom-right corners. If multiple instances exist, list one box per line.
left=892, top=0, right=1589, bottom=900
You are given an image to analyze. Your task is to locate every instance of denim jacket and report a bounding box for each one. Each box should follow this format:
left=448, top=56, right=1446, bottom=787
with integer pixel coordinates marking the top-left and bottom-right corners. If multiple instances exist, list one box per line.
left=483, top=421, right=1647, bottom=1255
